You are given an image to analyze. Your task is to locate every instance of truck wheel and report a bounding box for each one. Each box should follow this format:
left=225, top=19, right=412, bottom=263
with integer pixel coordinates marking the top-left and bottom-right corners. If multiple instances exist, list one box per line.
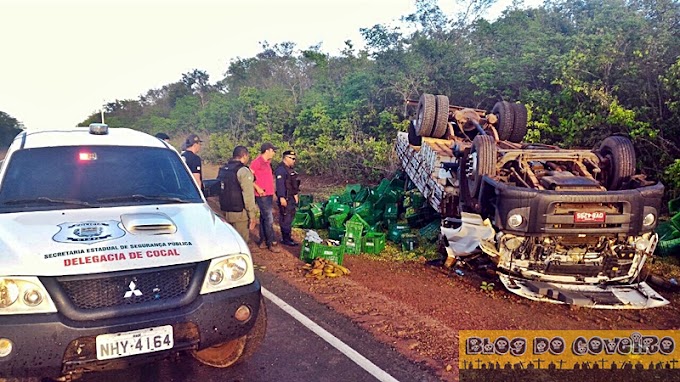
left=598, top=136, right=636, bottom=190
left=466, top=135, right=496, bottom=198
left=432, top=95, right=450, bottom=138
left=509, top=103, right=528, bottom=143
left=416, top=93, right=436, bottom=137
left=491, top=101, right=514, bottom=141
left=191, top=297, right=267, bottom=368
left=408, top=120, right=422, bottom=146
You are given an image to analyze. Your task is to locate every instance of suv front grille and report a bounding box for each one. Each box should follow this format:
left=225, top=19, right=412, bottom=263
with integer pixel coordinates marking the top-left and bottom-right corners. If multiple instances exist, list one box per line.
left=58, top=265, right=195, bottom=310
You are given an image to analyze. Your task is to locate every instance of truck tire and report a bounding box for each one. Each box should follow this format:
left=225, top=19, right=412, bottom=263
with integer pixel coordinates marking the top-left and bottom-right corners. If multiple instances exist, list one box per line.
left=466, top=135, right=497, bottom=198
left=416, top=93, right=436, bottom=137
left=191, top=297, right=267, bottom=368
left=509, top=103, right=528, bottom=143
left=408, top=120, right=422, bottom=146
left=491, top=101, right=514, bottom=141
left=432, top=95, right=450, bottom=138
left=598, top=136, right=636, bottom=190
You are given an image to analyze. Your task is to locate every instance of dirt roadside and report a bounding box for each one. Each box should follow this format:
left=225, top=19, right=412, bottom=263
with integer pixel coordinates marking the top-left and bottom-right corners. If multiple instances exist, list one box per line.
left=247, top=240, right=680, bottom=382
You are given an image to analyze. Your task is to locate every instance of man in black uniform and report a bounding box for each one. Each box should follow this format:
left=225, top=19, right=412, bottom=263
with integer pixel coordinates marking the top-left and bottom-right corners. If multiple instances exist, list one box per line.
left=181, top=134, right=203, bottom=190
left=217, top=146, right=258, bottom=242
left=275, top=150, right=300, bottom=246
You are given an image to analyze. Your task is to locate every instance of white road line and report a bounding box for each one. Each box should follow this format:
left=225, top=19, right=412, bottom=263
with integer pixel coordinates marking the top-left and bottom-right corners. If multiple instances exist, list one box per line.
left=261, top=287, right=400, bottom=382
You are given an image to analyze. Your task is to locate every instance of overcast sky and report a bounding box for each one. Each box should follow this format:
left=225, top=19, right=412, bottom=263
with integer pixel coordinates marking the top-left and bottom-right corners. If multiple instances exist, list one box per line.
left=1, top=0, right=542, bottom=129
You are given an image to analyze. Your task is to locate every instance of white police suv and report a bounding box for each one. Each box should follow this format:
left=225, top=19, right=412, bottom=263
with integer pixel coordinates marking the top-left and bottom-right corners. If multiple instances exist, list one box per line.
left=0, top=124, right=266, bottom=380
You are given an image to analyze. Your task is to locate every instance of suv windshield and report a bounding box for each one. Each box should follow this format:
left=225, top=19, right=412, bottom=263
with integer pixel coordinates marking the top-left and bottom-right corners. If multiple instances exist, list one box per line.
left=0, top=146, right=203, bottom=212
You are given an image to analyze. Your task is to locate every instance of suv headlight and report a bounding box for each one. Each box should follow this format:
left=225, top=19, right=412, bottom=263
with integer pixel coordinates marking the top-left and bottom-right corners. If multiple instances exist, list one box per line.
left=0, top=277, right=57, bottom=315
left=200, top=254, right=255, bottom=294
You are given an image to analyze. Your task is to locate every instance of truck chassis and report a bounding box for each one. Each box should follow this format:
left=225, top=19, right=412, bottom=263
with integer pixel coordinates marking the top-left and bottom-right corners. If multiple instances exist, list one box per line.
left=396, top=93, right=668, bottom=309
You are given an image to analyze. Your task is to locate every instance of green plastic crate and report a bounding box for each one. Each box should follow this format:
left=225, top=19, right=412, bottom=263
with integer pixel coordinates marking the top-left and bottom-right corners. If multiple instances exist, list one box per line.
left=347, top=213, right=370, bottom=231
left=368, top=221, right=384, bottom=233
left=299, top=194, right=314, bottom=208
left=352, top=201, right=374, bottom=222
left=657, top=237, right=680, bottom=257
left=384, top=203, right=398, bottom=220
left=325, top=202, right=351, bottom=219
left=342, top=236, right=361, bottom=255
left=353, top=187, right=372, bottom=203
left=419, top=220, right=441, bottom=241
left=401, top=233, right=418, bottom=251
left=657, top=221, right=680, bottom=241
left=328, top=212, right=349, bottom=228
left=292, top=212, right=311, bottom=228
left=670, top=197, right=680, bottom=214
left=329, top=226, right=345, bottom=240
left=308, top=203, right=325, bottom=229
left=313, top=243, right=345, bottom=265
left=300, top=240, right=319, bottom=262
left=345, top=221, right=364, bottom=240
left=404, top=190, right=425, bottom=209
left=363, top=232, right=386, bottom=254
left=387, top=223, right=410, bottom=243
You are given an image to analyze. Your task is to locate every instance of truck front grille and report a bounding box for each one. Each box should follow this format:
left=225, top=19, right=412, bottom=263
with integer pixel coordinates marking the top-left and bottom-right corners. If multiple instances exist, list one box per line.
left=58, top=265, right=195, bottom=310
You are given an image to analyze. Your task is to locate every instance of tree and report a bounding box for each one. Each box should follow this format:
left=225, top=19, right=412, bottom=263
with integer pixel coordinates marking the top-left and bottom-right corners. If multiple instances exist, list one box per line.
left=0, top=111, right=23, bottom=147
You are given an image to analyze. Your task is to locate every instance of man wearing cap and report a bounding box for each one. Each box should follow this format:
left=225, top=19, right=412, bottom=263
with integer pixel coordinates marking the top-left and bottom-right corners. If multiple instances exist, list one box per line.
left=217, top=146, right=258, bottom=242
left=275, top=150, right=301, bottom=246
left=181, top=134, right=203, bottom=188
left=251, top=142, right=280, bottom=252
left=154, top=132, right=171, bottom=143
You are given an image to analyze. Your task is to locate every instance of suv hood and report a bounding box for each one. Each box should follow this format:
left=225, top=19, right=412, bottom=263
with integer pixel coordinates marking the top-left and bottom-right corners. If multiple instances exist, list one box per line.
left=0, top=203, right=246, bottom=276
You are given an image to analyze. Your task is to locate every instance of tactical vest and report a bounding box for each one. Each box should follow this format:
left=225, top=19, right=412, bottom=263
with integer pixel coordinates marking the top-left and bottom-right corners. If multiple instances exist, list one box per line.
left=219, top=160, right=246, bottom=212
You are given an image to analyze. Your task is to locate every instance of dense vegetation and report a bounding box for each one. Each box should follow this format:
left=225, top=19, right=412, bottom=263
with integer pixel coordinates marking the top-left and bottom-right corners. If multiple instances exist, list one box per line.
left=77, top=0, right=678, bottom=196
left=0, top=112, right=23, bottom=148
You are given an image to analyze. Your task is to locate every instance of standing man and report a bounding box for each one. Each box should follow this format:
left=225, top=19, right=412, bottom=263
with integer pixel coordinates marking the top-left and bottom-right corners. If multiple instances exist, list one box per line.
left=275, top=150, right=300, bottom=246
left=217, top=146, right=258, bottom=242
left=251, top=142, right=280, bottom=253
left=154, top=132, right=171, bottom=143
left=181, top=134, right=203, bottom=189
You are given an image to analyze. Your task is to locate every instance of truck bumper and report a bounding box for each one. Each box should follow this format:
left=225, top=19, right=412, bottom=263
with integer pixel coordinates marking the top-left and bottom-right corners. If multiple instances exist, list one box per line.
left=485, top=180, right=664, bottom=235
left=0, top=280, right=262, bottom=378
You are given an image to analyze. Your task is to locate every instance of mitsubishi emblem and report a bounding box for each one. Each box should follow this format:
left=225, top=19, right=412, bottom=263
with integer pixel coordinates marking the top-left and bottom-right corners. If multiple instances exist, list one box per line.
left=124, top=281, right=143, bottom=298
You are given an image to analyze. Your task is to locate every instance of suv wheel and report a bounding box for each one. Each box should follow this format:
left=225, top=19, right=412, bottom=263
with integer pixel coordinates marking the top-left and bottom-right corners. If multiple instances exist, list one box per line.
left=191, top=297, right=267, bottom=368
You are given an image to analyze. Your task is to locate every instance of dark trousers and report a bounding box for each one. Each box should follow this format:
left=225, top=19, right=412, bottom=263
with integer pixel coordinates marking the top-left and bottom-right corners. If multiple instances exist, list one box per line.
left=256, top=196, right=276, bottom=246
left=278, top=200, right=296, bottom=241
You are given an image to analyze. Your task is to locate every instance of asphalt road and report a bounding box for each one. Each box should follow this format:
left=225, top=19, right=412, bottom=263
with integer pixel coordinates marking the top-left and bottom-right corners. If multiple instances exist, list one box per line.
left=72, top=271, right=440, bottom=382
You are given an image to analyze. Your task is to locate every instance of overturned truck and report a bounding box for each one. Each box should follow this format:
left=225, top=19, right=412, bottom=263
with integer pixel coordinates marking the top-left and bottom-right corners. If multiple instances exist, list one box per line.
left=396, top=93, right=668, bottom=309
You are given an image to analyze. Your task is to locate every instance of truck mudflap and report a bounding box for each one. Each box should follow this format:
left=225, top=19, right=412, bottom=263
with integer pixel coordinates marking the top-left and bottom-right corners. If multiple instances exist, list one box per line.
left=499, top=274, right=669, bottom=309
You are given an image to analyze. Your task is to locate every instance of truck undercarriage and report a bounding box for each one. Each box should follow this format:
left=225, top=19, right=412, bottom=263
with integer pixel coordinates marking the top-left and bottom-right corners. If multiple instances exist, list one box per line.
left=396, top=93, right=668, bottom=308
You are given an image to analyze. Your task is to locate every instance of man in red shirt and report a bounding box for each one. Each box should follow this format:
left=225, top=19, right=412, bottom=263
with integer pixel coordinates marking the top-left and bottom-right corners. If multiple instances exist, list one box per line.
left=250, top=142, right=280, bottom=253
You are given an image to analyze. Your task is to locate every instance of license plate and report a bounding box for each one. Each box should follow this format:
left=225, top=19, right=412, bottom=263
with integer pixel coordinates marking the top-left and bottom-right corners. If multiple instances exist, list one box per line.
left=573, top=211, right=606, bottom=223
left=96, top=325, right=174, bottom=360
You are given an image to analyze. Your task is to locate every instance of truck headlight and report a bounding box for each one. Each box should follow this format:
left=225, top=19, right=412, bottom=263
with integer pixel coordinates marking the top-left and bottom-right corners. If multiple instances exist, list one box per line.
left=635, top=237, right=651, bottom=251
left=201, top=254, right=254, bottom=294
left=0, top=277, right=57, bottom=315
left=642, top=213, right=656, bottom=227
left=507, top=214, right=524, bottom=228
